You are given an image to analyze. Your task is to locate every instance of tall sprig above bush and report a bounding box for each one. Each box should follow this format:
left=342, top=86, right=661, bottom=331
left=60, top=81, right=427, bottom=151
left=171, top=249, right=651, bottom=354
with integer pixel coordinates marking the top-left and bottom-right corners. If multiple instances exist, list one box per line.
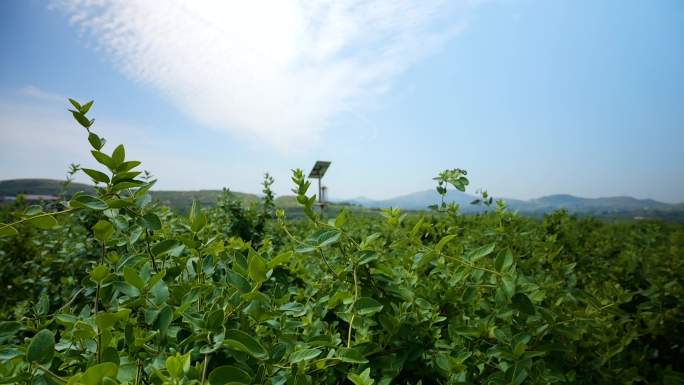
left=429, top=168, right=469, bottom=213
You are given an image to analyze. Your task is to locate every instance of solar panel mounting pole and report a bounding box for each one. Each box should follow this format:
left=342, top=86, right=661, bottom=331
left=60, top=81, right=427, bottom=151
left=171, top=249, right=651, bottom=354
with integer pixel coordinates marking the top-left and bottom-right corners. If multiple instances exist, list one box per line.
left=317, top=177, right=322, bottom=207
left=308, top=161, right=331, bottom=215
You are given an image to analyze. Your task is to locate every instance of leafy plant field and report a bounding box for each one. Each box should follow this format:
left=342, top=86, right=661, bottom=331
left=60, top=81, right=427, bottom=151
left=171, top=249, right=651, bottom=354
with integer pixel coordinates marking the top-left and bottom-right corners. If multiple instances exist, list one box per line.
left=1, top=101, right=683, bottom=385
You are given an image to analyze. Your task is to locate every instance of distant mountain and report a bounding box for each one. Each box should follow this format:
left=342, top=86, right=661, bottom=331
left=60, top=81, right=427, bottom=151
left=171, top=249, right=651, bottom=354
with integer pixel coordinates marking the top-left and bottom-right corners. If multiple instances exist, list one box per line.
left=338, top=189, right=684, bottom=219
left=346, top=190, right=479, bottom=211
left=2, top=178, right=683, bottom=220
left=522, top=194, right=672, bottom=212
left=342, top=196, right=378, bottom=207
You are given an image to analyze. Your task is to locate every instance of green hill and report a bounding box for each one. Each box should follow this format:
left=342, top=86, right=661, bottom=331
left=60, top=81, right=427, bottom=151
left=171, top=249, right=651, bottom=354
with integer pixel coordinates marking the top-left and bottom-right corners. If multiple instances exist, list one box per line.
left=0, top=179, right=301, bottom=212
left=150, top=190, right=260, bottom=208
left=0, top=178, right=95, bottom=197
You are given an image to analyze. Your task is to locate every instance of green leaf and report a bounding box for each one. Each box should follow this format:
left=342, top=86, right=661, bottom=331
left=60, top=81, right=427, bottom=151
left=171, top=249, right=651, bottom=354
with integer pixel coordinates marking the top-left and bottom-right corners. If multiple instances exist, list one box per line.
left=112, top=171, right=141, bottom=184
left=27, top=215, right=58, bottom=230
left=116, top=160, right=141, bottom=172
left=151, top=240, right=184, bottom=257
left=82, top=168, right=110, bottom=184
left=150, top=280, right=169, bottom=305
left=134, top=180, right=156, bottom=198
left=208, top=366, right=252, bottom=385
left=81, top=362, right=118, bottom=385
left=226, top=271, right=251, bottom=294
left=111, top=144, right=125, bottom=167
left=91, top=150, right=115, bottom=170
left=294, top=243, right=315, bottom=254
left=88, top=133, right=103, bottom=150
left=509, top=367, right=528, bottom=385
left=316, top=229, right=341, bottom=247
left=467, top=242, right=496, bottom=262
left=415, top=297, right=432, bottom=310
left=347, top=368, right=374, bottom=385
left=189, top=200, right=207, bottom=233
left=511, top=293, right=535, bottom=315
left=90, top=265, right=108, bottom=283
left=435, top=353, right=452, bottom=371
left=70, top=109, right=92, bottom=128
left=123, top=267, right=145, bottom=290
left=0, top=224, right=19, bottom=237
left=335, top=208, right=348, bottom=228
left=501, top=275, right=516, bottom=298
left=224, top=329, right=268, bottom=360
left=166, top=356, right=182, bottom=380
left=24, top=205, right=43, bottom=216
left=435, top=234, right=457, bottom=253
left=106, top=198, right=134, bottom=209
left=354, top=297, right=383, bottom=316
left=92, top=220, right=114, bottom=242
left=337, top=347, right=368, bottom=364
left=80, top=100, right=94, bottom=114
left=157, top=306, right=173, bottom=335
left=95, top=313, right=118, bottom=330
left=495, top=249, right=514, bottom=272
left=0, top=321, right=22, bottom=341
left=267, top=251, right=292, bottom=270
left=142, top=213, right=162, bottom=230
left=34, top=293, right=49, bottom=315
left=112, top=181, right=143, bottom=192
left=26, top=329, right=54, bottom=364
left=248, top=251, right=267, bottom=283
left=68, top=98, right=82, bottom=110
left=165, top=353, right=190, bottom=380
left=101, top=347, right=119, bottom=366
left=70, top=195, right=108, bottom=210
left=0, top=348, right=22, bottom=362
left=290, top=348, right=322, bottom=364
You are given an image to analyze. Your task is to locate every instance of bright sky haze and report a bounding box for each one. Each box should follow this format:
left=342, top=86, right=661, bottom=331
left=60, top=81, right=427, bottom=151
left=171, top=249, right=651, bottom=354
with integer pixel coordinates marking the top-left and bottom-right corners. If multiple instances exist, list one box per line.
left=1, top=0, right=683, bottom=203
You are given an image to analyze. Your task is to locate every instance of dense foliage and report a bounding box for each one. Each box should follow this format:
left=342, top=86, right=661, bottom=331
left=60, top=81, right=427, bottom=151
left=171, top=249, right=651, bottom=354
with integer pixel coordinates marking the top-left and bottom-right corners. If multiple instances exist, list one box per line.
left=1, top=100, right=683, bottom=385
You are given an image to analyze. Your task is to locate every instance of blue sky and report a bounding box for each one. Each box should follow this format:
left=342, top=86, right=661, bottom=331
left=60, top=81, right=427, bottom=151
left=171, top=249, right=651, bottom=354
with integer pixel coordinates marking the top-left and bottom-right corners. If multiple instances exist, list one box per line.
left=1, top=0, right=683, bottom=203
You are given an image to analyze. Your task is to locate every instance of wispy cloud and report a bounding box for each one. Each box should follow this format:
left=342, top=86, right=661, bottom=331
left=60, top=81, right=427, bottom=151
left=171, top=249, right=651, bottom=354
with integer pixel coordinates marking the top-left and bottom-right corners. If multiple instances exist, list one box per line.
left=0, top=97, right=283, bottom=193
left=50, top=0, right=476, bottom=150
left=19, top=85, right=66, bottom=104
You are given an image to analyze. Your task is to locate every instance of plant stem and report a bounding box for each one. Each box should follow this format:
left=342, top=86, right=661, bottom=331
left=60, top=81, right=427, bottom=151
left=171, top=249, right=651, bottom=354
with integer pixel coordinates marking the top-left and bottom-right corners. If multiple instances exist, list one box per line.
left=0, top=208, right=77, bottom=231
left=201, top=354, right=210, bottom=385
left=36, top=364, right=67, bottom=384
left=347, top=266, right=358, bottom=348
left=144, top=229, right=159, bottom=272
left=95, top=281, right=101, bottom=364
left=134, top=360, right=142, bottom=385
left=95, top=241, right=104, bottom=364
left=317, top=248, right=337, bottom=277
left=438, top=250, right=502, bottom=276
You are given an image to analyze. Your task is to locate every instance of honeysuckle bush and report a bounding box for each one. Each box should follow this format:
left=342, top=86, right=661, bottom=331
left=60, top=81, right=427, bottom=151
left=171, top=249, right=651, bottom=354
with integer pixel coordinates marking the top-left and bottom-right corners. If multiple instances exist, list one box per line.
left=0, top=100, right=682, bottom=385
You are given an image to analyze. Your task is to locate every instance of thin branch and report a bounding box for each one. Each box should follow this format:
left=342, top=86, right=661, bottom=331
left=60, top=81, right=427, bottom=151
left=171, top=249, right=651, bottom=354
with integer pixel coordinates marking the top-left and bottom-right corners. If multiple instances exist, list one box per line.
left=0, top=208, right=77, bottom=230
left=347, top=266, right=359, bottom=348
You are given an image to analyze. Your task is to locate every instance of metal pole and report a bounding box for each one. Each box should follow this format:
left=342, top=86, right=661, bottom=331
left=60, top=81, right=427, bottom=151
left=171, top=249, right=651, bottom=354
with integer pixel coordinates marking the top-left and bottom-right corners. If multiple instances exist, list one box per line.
left=318, top=177, right=325, bottom=215
left=318, top=178, right=322, bottom=204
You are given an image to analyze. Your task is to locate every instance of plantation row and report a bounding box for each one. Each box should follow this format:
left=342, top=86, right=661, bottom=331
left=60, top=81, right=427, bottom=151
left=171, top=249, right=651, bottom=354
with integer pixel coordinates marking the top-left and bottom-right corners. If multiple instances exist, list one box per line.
left=0, top=101, right=683, bottom=385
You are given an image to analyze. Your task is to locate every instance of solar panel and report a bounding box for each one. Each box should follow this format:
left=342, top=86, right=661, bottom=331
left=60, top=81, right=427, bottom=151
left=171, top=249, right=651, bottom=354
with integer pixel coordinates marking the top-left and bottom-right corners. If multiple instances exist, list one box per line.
left=308, top=161, right=331, bottom=179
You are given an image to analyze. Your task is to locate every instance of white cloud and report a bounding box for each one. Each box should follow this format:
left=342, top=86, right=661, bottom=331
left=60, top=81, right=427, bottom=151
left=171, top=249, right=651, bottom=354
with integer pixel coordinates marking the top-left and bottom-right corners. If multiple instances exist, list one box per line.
left=19, top=85, right=66, bottom=104
left=50, top=0, right=475, bottom=150
left=0, top=99, right=264, bottom=192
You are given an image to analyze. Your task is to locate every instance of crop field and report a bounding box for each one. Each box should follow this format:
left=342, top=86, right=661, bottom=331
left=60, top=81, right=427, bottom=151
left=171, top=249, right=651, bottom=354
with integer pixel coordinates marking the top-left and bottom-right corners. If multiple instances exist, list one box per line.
left=1, top=101, right=683, bottom=385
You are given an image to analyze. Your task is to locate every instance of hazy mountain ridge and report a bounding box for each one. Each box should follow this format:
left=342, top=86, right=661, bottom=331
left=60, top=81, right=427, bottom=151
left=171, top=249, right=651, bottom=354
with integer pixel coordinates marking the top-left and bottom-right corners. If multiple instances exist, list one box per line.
left=340, top=189, right=683, bottom=216
left=2, top=179, right=683, bottom=220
